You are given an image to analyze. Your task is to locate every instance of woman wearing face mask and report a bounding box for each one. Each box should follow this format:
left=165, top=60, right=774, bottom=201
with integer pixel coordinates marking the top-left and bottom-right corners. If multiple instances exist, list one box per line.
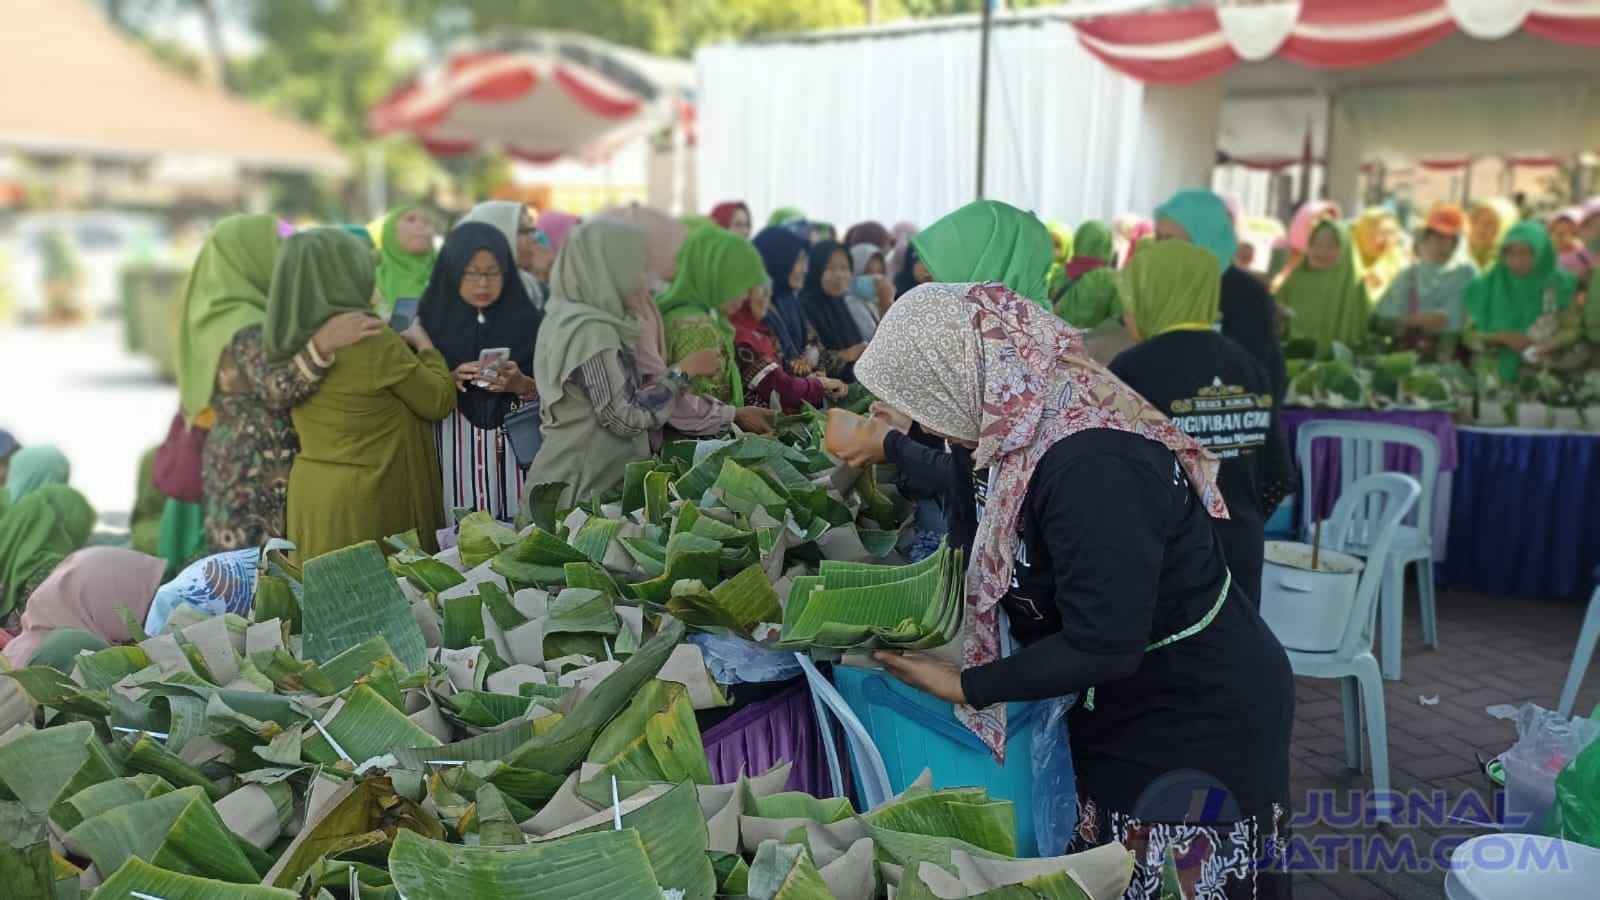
left=419, top=223, right=543, bottom=523
left=458, top=201, right=547, bottom=310
left=375, top=204, right=438, bottom=318
left=1465, top=221, right=1577, bottom=383
left=709, top=201, right=753, bottom=240
left=280, top=229, right=456, bottom=560
left=732, top=280, right=849, bottom=412
left=1274, top=221, right=1373, bottom=352
left=530, top=222, right=722, bottom=508
left=845, top=243, right=891, bottom=341
left=798, top=240, right=867, bottom=382
left=1375, top=204, right=1475, bottom=357
left=657, top=227, right=778, bottom=435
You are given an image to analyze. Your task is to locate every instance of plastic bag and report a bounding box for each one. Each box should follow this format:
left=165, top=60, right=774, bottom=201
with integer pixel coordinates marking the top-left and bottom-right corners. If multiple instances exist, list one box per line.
left=688, top=632, right=803, bottom=685
left=1553, top=731, right=1600, bottom=849
left=1031, top=693, right=1078, bottom=856
left=1487, top=703, right=1600, bottom=832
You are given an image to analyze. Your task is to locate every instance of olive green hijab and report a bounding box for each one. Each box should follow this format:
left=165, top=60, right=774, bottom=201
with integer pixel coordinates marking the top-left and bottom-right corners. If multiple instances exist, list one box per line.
left=656, top=226, right=767, bottom=407
left=0, top=484, right=95, bottom=617
left=1274, top=221, right=1372, bottom=350
left=263, top=228, right=377, bottom=363
left=534, top=221, right=650, bottom=407
left=1122, top=240, right=1221, bottom=339
left=375, top=205, right=437, bottom=316
left=912, top=200, right=1053, bottom=306
left=174, top=214, right=282, bottom=421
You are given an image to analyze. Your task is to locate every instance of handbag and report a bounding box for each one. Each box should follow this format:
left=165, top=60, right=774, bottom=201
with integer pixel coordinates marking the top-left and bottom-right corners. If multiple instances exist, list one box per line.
left=501, top=399, right=542, bottom=468
left=152, top=412, right=207, bottom=503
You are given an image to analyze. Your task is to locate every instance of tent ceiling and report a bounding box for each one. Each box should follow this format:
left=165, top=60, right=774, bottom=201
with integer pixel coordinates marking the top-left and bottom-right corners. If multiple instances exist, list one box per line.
left=1219, top=31, right=1600, bottom=165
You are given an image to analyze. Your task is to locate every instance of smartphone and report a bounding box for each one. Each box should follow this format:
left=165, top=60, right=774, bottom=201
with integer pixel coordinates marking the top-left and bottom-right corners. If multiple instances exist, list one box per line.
left=388, top=297, right=419, bottom=332
left=475, top=347, right=511, bottom=388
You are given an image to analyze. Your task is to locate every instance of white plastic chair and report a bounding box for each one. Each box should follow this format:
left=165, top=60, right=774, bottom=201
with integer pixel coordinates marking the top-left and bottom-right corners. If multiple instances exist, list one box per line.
left=1556, top=577, right=1600, bottom=719
left=1297, top=421, right=1441, bottom=680
left=1272, top=472, right=1420, bottom=824
left=795, top=654, right=894, bottom=810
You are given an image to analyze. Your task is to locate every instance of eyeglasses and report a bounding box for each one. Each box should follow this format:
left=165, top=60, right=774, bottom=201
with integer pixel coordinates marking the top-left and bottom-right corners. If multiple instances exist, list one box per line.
left=462, top=269, right=504, bottom=284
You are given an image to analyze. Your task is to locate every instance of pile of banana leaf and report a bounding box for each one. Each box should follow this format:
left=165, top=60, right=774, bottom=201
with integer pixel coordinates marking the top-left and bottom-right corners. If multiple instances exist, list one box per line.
left=0, top=534, right=1128, bottom=898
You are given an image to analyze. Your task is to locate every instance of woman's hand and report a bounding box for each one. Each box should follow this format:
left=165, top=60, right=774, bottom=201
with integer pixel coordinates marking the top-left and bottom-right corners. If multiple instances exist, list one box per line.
left=838, top=343, right=867, bottom=363
left=482, top=359, right=534, bottom=396
left=311, top=311, right=383, bottom=357
left=734, top=405, right=775, bottom=434
left=817, top=376, right=849, bottom=400
left=676, top=348, right=723, bottom=378
left=401, top=320, right=434, bottom=353
left=873, top=651, right=966, bottom=705
left=870, top=401, right=912, bottom=433
left=451, top=361, right=480, bottom=391
left=875, top=277, right=895, bottom=315
left=831, top=414, right=890, bottom=467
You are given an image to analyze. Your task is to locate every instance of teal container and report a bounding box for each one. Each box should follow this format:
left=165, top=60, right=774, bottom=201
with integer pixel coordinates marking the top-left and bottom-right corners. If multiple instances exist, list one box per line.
left=831, top=664, right=1042, bottom=856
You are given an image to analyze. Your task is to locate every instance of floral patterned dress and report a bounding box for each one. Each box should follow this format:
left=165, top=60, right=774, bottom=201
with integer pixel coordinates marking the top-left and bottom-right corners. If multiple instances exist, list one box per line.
left=201, top=324, right=327, bottom=552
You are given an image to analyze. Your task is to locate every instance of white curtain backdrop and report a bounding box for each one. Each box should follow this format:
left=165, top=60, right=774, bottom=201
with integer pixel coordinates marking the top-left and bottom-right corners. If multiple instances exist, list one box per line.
left=695, top=20, right=1155, bottom=230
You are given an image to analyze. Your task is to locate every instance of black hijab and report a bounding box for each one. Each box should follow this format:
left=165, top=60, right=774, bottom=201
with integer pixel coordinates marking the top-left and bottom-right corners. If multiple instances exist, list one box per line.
left=799, top=240, right=863, bottom=350
left=753, top=226, right=809, bottom=361
left=894, top=242, right=922, bottom=299
left=418, top=222, right=542, bottom=430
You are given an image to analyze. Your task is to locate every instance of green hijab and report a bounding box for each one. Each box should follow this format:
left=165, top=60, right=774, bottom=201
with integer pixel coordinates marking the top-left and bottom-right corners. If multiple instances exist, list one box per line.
left=767, top=207, right=805, bottom=228
left=174, top=215, right=282, bottom=421
left=1155, top=189, right=1238, bottom=272
left=1122, top=240, right=1221, bottom=339
left=1073, top=220, right=1115, bottom=262
left=5, top=445, right=70, bottom=503
left=534, top=221, right=649, bottom=407
left=1275, top=221, right=1372, bottom=351
left=375, top=205, right=437, bottom=316
left=1465, top=220, right=1577, bottom=382
left=263, top=228, right=378, bottom=363
left=913, top=200, right=1053, bottom=306
left=0, top=484, right=95, bottom=617
left=656, top=227, right=767, bottom=407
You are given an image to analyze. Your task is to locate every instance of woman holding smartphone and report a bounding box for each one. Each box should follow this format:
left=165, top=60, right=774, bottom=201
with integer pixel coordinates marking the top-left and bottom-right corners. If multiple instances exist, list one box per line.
left=418, top=223, right=542, bottom=523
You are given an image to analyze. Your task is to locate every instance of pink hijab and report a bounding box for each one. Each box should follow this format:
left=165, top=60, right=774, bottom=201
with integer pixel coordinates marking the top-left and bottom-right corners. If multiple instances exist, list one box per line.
left=536, top=210, right=581, bottom=253
left=592, top=203, right=688, bottom=282
left=2, top=547, right=164, bottom=667
left=1288, top=200, right=1343, bottom=253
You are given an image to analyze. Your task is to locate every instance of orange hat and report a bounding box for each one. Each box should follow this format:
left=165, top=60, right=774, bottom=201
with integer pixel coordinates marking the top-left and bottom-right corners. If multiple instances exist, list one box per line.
left=1425, top=204, right=1466, bottom=236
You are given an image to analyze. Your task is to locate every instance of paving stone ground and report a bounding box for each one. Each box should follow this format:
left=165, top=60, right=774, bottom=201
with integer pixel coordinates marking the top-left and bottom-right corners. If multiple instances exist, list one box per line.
left=1285, top=585, right=1598, bottom=898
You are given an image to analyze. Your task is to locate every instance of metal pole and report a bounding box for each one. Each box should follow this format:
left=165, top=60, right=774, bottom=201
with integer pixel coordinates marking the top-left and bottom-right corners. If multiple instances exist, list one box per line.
left=975, top=0, right=994, bottom=199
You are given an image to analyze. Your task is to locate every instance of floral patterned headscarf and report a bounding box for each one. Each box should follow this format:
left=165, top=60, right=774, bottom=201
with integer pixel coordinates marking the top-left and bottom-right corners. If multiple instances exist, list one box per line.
left=855, top=281, right=1228, bottom=758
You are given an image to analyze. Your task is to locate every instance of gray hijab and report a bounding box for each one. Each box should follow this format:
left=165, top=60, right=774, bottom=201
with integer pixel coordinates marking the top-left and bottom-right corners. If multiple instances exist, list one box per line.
left=532, top=221, right=649, bottom=406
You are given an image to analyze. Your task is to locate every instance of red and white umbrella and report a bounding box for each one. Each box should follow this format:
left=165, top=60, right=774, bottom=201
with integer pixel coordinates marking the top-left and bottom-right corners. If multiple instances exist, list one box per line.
left=370, top=32, right=693, bottom=163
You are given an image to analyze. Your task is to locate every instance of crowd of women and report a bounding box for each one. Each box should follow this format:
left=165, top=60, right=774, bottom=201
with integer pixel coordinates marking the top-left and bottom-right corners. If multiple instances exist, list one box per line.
left=2, top=185, right=1598, bottom=899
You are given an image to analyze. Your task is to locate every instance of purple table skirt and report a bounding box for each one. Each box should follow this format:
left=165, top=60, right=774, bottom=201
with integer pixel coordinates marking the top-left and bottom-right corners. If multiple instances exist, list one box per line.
left=701, top=677, right=843, bottom=797
left=1282, top=407, right=1459, bottom=523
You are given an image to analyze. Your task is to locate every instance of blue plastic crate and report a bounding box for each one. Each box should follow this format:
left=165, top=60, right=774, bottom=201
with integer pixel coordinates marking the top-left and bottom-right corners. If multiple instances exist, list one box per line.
left=831, top=664, right=1043, bottom=856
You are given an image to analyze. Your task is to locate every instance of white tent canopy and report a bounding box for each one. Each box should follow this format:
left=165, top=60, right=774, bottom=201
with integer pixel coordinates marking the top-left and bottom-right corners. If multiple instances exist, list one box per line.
left=694, top=10, right=1214, bottom=228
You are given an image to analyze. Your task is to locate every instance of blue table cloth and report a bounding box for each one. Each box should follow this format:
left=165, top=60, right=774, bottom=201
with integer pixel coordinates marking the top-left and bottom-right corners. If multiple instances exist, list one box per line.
left=1443, top=427, right=1600, bottom=599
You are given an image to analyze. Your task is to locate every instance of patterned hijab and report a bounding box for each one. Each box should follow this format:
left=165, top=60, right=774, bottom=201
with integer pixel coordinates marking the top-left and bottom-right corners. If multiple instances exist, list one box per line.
left=855, top=281, right=1227, bottom=758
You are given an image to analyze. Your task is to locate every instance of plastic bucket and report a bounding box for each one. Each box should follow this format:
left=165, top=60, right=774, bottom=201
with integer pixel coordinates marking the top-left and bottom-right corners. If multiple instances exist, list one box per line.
left=1260, top=540, right=1364, bottom=653
left=832, top=664, right=1042, bottom=856
left=1443, top=834, right=1600, bottom=899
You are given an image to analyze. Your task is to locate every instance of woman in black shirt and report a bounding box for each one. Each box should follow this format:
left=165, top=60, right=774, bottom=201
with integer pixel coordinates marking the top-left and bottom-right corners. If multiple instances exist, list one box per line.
left=842, top=281, right=1293, bottom=900
left=1110, top=240, right=1278, bottom=609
